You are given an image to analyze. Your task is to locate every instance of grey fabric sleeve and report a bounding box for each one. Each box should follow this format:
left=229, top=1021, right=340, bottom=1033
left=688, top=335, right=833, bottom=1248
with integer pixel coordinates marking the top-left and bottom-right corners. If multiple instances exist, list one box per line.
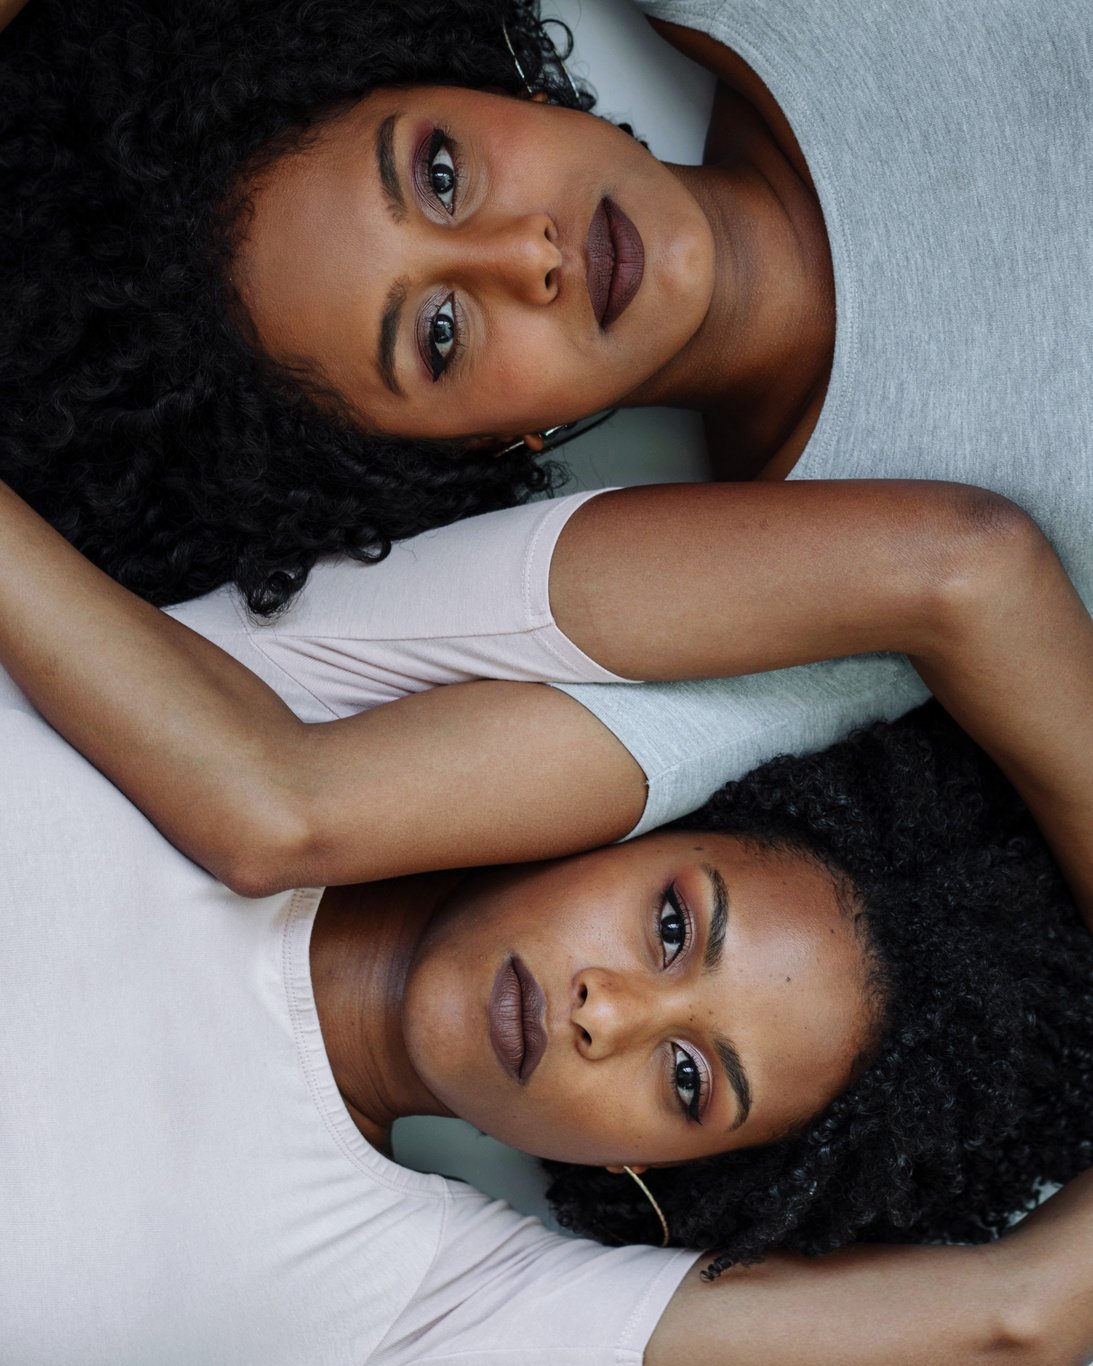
left=554, top=653, right=929, bottom=836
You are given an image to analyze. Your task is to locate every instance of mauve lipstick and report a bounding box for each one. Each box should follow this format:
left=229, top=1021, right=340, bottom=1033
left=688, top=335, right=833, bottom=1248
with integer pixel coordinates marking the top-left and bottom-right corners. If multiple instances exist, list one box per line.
left=586, top=197, right=645, bottom=328
left=488, top=955, right=547, bottom=1084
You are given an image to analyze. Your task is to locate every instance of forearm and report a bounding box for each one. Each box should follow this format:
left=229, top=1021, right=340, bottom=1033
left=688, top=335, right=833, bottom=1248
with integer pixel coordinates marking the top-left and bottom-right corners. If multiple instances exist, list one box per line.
left=0, top=484, right=645, bottom=891
left=1001, top=1164, right=1093, bottom=1364
left=0, top=483, right=313, bottom=886
left=649, top=1167, right=1093, bottom=1366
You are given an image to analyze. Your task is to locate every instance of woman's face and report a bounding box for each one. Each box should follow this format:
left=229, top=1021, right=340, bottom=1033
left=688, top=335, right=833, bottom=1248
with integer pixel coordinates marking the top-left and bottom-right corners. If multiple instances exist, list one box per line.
left=402, top=832, right=877, bottom=1167
left=233, top=86, right=715, bottom=442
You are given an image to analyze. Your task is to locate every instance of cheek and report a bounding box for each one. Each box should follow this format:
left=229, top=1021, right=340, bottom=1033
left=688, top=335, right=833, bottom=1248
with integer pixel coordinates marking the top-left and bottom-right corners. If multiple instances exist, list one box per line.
left=402, top=946, right=492, bottom=1079
left=473, top=315, right=612, bottom=429
left=468, top=1076, right=661, bottom=1167
left=497, top=1034, right=691, bottom=1166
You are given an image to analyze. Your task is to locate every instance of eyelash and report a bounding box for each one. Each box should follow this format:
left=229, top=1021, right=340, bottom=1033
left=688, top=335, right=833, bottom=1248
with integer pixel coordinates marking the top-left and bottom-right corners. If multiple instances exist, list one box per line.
left=656, top=884, right=690, bottom=969
left=420, top=292, right=463, bottom=383
left=416, top=128, right=464, bottom=382
left=418, top=126, right=462, bottom=215
left=656, top=885, right=709, bottom=1123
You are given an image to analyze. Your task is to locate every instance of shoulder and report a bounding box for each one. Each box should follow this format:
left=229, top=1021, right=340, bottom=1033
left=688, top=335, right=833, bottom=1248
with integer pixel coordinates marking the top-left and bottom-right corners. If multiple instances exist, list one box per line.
left=647, top=15, right=812, bottom=185
left=376, top=1192, right=697, bottom=1365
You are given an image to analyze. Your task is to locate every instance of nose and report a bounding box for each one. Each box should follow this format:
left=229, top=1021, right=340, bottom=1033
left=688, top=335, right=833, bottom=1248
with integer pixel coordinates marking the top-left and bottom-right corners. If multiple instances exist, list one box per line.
left=452, top=212, right=562, bottom=305
left=571, top=966, right=649, bottom=1061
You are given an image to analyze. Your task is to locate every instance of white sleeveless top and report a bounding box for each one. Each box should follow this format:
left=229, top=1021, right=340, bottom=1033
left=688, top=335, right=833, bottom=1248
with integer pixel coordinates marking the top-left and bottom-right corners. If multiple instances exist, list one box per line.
left=1, top=494, right=694, bottom=1365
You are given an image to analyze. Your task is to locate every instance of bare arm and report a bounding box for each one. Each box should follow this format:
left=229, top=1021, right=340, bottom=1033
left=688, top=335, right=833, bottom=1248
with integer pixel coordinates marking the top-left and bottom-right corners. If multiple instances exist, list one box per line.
left=649, top=1166, right=1093, bottom=1366
left=553, top=485, right=1093, bottom=929
left=1, top=479, right=1092, bottom=918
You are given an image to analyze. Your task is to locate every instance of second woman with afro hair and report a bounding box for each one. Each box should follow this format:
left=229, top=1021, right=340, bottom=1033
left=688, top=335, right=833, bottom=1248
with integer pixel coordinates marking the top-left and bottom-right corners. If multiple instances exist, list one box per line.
left=0, top=0, right=581, bottom=610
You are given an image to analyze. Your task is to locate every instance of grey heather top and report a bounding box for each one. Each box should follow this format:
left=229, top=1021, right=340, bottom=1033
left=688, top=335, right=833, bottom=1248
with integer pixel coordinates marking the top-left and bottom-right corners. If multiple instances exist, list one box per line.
left=559, top=0, right=1093, bottom=833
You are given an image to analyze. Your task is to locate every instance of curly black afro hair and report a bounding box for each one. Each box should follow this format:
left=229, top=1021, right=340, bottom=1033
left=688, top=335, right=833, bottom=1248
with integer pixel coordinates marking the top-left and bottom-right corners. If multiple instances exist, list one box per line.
left=0, top=0, right=593, bottom=612
left=544, top=703, right=1093, bottom=1271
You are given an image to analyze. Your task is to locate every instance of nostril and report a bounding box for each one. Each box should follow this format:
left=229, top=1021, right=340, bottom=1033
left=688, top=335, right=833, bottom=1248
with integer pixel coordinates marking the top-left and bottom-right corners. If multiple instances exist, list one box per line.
left=580, top=1028, right=592, bottom=1046
left=578, top=984, right=587, bottom=1004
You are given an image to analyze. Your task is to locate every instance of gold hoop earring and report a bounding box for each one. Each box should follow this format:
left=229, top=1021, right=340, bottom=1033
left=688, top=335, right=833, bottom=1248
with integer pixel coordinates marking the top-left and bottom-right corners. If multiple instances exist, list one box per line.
left=493, top=409, right=618, bottom=459
left=622, top=1166, right=670, bottom=1248
left=501, top=18, right=583, bottom=107
left=496, top=424, right=570, bottom=458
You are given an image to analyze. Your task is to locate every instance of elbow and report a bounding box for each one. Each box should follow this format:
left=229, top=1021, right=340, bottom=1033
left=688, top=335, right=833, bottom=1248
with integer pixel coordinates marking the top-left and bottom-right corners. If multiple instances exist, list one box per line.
left=916, top=486, right=1052, bottom=642
left=980, top=1273, right=1076, bottom=1366
left=962, top=481, right=1046, bottom=555
left=937, top=485, right=1048, bottom=592
left=206, top=804, right=315, bottom=900
left=217, top=857, right=294, bottom=902
left=985, top=1310, right=1060, bottom=1366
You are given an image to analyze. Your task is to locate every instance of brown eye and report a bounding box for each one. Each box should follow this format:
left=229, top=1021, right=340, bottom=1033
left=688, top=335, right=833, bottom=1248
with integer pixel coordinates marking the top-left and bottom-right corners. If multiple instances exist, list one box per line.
left=657, top=886, right=688, bottom=967
left=671, top=1043, right=706, bottom=1122
left=427, top=294, right=458, bottom=381
left=428, top=140, right=457, bottom=211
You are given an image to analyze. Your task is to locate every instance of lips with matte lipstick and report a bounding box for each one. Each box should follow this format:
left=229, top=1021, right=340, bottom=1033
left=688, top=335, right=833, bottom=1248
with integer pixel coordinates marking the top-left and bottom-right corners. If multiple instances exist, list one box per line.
left=488, top=955, right=547, bottom=1084
left=586, top=197, right=645, bottom=329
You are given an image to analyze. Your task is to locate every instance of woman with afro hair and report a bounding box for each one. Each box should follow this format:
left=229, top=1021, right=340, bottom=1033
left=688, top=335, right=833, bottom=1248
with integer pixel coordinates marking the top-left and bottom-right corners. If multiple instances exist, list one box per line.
left=5, top=0, right=1092, bottom=877
left=4, top=0, right=1091, bottom=626
left=0, top=0, right=584, bottom=611
left=545, top=701, right=1093, bottom=1268
left=1, top=466, right=1092, bottom=1362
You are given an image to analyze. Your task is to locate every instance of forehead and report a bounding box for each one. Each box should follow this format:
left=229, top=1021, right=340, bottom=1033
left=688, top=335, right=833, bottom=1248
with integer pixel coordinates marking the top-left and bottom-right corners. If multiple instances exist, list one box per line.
left=718, top=844, right=875, bottom=1134
left=230, top=93, right=392, bottom=409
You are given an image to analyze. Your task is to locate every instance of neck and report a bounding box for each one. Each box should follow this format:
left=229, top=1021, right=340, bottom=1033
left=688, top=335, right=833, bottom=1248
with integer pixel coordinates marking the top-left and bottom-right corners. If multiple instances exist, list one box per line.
left=310, top=873, right=465, bottom=1152
left=626, top=145, right=834, bottom=476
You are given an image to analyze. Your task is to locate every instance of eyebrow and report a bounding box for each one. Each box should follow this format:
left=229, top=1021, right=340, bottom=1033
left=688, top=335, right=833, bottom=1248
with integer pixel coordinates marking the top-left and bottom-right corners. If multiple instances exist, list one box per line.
left=700, top=865, right=752, bottom=1129
left=376, top=113, right=406, bottom=223
left=374, top=113, right=410, bottom=397
left=702, top=865, right=728, bottom=971
left=378, top=279, right=407, bottom=397
left=714, top=1033, right=753, bottom=1131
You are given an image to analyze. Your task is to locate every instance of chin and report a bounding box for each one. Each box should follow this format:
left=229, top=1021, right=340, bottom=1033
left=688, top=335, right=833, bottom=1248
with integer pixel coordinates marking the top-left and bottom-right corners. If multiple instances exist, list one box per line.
left=662, top=233, right=716, bottom=329
left=402, top=972, right=476, bottom=1090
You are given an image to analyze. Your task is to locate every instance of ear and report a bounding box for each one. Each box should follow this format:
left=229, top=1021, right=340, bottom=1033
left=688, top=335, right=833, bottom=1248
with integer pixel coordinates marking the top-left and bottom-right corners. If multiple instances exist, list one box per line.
left=530, top=90, right=551, bottom=104
left=605, top=1164, right=648, bottom=1176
